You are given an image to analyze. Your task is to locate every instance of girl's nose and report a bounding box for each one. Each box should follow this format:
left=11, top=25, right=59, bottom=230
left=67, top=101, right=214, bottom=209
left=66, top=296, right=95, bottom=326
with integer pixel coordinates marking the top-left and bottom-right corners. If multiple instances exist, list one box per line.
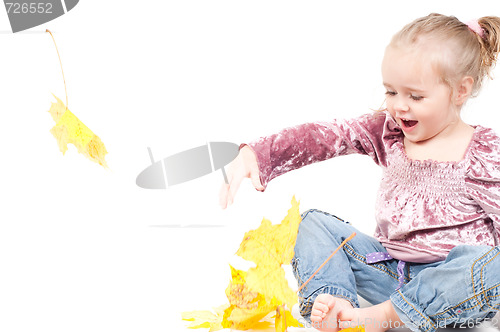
left=393, top=97, right=409, bottom=112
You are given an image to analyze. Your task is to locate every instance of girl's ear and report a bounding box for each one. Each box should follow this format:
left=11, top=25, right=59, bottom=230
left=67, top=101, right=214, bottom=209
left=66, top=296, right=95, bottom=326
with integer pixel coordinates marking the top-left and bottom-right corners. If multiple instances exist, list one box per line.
left=454, top=76, right=474, bottom=106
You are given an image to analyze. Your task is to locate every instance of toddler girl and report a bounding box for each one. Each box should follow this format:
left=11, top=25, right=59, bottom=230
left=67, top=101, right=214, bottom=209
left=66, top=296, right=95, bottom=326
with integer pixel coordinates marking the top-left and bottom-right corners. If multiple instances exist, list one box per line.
left=220, top=13, right=500, bottom=332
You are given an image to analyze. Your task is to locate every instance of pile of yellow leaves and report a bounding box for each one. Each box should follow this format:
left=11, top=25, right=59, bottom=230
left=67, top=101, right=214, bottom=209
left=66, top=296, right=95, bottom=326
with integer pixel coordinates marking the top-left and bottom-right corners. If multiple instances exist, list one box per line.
left=182, top=197, right=303, bottom=332
left=48, top=94, right=108, bottom=168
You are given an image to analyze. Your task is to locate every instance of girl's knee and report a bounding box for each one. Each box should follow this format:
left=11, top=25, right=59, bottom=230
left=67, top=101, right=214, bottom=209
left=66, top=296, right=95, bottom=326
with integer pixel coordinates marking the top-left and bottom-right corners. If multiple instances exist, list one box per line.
left=446, top=245, right=497, bottom=265
left=299, top=209, right=351, bottom=236
left=295, top=210, right=354, bottom=254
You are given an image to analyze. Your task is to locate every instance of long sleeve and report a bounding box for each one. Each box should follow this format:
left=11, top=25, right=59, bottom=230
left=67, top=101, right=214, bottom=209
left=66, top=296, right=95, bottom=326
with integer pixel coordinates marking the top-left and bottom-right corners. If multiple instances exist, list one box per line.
left=247, top=111, right=397, bottom=189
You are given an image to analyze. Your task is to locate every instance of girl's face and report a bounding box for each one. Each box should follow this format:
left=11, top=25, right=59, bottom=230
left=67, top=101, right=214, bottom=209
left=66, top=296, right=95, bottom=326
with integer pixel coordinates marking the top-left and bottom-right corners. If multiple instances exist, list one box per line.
left=381, top=46, right=461, bottom=144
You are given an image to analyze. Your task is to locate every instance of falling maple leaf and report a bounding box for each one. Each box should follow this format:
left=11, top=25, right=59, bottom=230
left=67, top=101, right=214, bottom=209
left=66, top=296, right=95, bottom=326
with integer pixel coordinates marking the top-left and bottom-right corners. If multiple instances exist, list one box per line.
left=45, top=30, right=108, bottom=168
left=48, top=94, right=108, bottom=167
left=182, top=196, right=303, bottom=331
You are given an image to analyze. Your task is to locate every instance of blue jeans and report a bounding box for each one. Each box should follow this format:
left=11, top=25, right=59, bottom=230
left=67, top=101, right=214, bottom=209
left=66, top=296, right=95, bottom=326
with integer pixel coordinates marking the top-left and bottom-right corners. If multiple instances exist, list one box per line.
left=292, top=209, right=500, bottom=332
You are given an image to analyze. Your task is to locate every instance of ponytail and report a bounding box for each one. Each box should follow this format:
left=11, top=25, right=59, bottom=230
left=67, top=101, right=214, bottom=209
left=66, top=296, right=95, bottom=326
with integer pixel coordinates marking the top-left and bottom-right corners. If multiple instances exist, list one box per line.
left=477, top=16, right=500, bottom=79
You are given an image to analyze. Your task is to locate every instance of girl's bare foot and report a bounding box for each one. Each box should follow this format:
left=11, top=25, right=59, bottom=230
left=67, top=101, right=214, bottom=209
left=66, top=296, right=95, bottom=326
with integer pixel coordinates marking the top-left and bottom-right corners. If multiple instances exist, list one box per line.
left=337, top=300, right=404, bottom=332
left=311, top=295, right=403, bottom=332
left=310, top=294, right=354, bottom=332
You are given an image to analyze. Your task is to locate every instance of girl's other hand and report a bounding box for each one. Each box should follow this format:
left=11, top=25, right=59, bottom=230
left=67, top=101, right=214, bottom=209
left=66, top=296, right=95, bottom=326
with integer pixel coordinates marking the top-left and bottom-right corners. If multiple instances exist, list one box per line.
left=219, top=145, right=264, bottom=209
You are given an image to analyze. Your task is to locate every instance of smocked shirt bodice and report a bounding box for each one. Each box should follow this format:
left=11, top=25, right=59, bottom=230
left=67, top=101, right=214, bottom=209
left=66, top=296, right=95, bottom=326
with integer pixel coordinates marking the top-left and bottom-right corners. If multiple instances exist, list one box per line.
left=248, top=111, right=500, bottom=263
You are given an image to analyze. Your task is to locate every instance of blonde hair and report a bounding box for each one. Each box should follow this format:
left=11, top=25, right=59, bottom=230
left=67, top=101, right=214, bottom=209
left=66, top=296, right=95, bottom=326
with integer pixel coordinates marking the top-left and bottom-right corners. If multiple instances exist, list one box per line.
left=389, top=13, right=500, bottom=97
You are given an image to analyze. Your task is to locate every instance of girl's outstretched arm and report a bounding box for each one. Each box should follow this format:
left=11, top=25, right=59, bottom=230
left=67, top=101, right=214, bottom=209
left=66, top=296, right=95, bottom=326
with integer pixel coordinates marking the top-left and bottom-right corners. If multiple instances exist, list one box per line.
left=220, top=111, right=395, bottom=208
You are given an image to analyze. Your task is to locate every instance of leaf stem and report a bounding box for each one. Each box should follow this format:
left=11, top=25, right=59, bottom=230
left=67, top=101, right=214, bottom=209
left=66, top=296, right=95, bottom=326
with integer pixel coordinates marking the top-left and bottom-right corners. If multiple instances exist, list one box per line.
left=46, top=29, right=68, bottom=111
left=296, top=232, right=356, bottom=293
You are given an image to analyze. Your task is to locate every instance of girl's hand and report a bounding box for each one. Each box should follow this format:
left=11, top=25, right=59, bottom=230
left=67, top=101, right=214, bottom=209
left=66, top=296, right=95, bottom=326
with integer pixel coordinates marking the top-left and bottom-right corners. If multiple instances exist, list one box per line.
left=219, top=145, right=264, bottom=209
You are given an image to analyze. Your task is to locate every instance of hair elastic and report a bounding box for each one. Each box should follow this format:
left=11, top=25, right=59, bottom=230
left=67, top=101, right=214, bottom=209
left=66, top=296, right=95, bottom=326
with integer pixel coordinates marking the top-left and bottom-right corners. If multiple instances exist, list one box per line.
left=466, top=20, right=485, bottom=39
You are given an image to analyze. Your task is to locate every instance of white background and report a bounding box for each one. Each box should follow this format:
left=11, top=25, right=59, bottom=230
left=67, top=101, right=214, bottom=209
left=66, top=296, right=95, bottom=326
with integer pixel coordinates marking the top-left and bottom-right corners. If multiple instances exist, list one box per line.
left=1, top=1, right=500, bottom=331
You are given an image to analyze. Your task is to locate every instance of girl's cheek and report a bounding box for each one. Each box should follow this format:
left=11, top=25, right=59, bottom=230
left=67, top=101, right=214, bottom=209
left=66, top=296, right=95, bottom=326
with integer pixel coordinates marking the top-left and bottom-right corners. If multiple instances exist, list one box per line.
left=385, top=102, right=395, bottom=115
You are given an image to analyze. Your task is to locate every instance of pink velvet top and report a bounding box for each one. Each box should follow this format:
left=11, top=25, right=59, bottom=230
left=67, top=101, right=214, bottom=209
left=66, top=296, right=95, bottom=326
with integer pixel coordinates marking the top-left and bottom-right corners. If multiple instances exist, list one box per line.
left=248, top=111, right=500, bottom=263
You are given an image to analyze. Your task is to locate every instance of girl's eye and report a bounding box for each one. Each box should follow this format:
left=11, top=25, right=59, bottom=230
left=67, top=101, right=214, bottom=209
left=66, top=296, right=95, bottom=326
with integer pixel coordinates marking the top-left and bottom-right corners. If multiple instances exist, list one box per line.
left=410, top=95, right=423, bottom=101
left=385, top=91, right=396, bottom=96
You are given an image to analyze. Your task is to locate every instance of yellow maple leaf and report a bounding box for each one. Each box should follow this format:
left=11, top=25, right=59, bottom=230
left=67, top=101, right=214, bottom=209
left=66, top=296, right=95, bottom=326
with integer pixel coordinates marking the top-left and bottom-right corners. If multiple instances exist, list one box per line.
left=222, top=305, right=273, bottom=330
left=274, top=305, right=301, bottom=332
left=235, top=196, right=301, bottom=309
left=222, top=266, right=277, bottom=330
left=181, top=305, right=228, bottom=331
left=222, top=197, right=302, bottom=331
left=48, top=94, right=108, bottom=167
left=225, top=267, right=261, bottom=310
left=182, top=197, right=303, bottom=332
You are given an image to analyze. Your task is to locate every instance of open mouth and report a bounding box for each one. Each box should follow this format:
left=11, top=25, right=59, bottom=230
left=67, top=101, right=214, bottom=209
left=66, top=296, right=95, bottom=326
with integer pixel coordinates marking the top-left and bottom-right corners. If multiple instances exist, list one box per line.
left=401, top=118, right=418, bottom=129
